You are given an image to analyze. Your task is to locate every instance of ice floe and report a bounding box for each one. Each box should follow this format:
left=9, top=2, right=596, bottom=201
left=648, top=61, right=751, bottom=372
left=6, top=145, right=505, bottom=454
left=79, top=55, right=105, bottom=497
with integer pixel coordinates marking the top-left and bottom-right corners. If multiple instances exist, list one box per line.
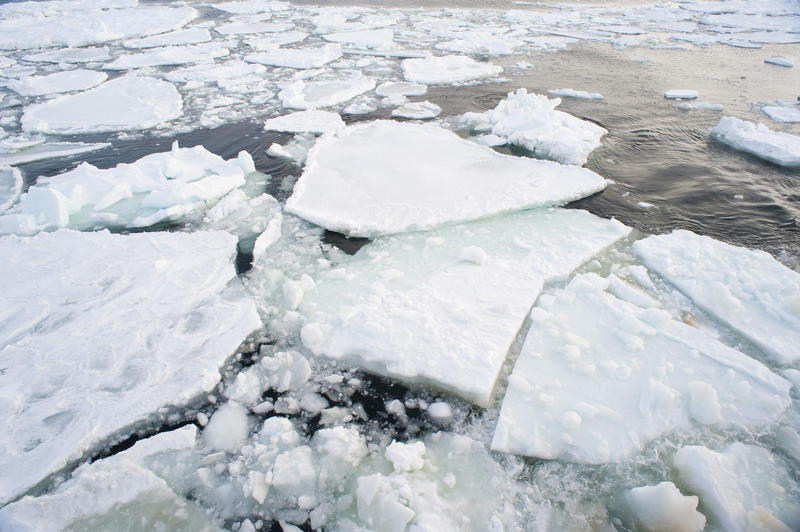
left=0, top=139, right=109, bottom=166
left=216, top=21, right=293, bottom=36
left=323, top=28, right=395, bottom=49
left=375, top=81, right=427, bottom=97
left=21, top=46, right=111, bottom=64
left=633, top=229, right=800, bottom=364
left=460, top=88, right=607, bottom=166
left=0, top=165, right=22, bottom=213
left=278, top=72, right=376, bottom=109
left=710, top=116, right=800, bottom=167
left=625, top=482, right=706, bottom=532
left=492, top=272, right=791, bottom=462
left=391, top=100, right=441, bottom=119
left=402, top=55, right=503, bottom=84
left=547, top=88, right=604, bottom=101
left=765, top=56, right=795, bottom=67
left=298, top=208, right=629, bottom=406
left=0, top=229, right=260, bottom=505
left=0, top=143, right=254, bottom=235
left=264, top=110, right=345, bottom=134
left=677, top=101, right=723, bottom=111
left=664, top=90, right=699, bottom=100
left=104, top=43, right=230, bottom=70
left=122, top=27, right=213, bottom=49
left=5, top=69, right=107, bottom=97
left=762, top=105, right=800, bottom=123
left=247, top=43, right=342, bottom=69
left=285, top=120, right=608, bottom=236
left=21, top=75, right=182, bottom=134
left=212, top=0, right=290, bottom=14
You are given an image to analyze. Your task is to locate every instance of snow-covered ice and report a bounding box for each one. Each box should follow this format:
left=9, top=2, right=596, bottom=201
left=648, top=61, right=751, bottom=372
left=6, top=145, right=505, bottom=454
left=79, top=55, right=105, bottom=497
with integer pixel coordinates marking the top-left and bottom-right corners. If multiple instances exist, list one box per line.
left=247, top=44, right=342, bottom=69
left=375, top=81, right=427, bottom=97
left=21, top=76, right=182, bottom=134
left=263, top=110, right=345, bottom=134
left=710, top=116, right=800, bottom=167
left=104, top=43, right=230, bottom=70
left=460, top=88, right=607, bottom=166
left=626, top=482, right=706, bottom=532
left=765, top=56, right=795, bottom=67
left=122, top=27, right=213, bottom=49
left=391, top=100, right=441, bottom=119
left=665, top=90, right=699, bottom=100
left=278, top=72, right=375, bottom=109
left=5, top=70, right=108, bottom=97
left=547, top=88, right=604, bottom=101
left=402, top=55, right=503, bottom=84
left=492, top=272, right=791, bottom=462
left=22, top=46, right=111, bottom=64
left=0, top=140, right=109, bottom=167
left=285, top=120, right=608, bottom=237
left=634, top=229, right=800, bottom=364
left=0, top=143, right=254, bottom=235
left=298, top=208, right=629, bottom=406
left=0, top=229, right=261, bottom=505
left=762, top=105, right=800, bottom=123
left=0, top=165, right=22, bottom=213
left=323, top=28, right=395, bottom=49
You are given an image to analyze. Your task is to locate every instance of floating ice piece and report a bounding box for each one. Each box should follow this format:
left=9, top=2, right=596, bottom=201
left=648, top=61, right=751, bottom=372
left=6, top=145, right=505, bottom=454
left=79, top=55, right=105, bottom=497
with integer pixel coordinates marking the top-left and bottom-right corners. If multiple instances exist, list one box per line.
left=460, top=88, right=607, bottom=166
left=547, top=88, right=604, bottom=101
left=0, top=143, right=252, bottom=235
left=375, top=81, right=427, bottom=97
left=762, top=105, right=800, bottom=123
left=0, top=165, right=22, bottom=213
left=0, top=140, right=109, bottom=166
left=677, top=101, right=723, bottom=111
left=216, top=21, right=293, bottom=35
left=247, top=44, right=342, bottom=69
left=342, top=101, right=378, bottom=115
left=122, top=27, right=212, bottom=49
left=634, top=229, right=800, bottom=364
left=436, top=32, right=523, bottom=56
left=665, top=90, right=699, bottom=100
left=21, top=75, right=182, bottom=134
left=165, top=60, right=265, bottom=84
left=0, top=229, right=261, bottom=505
left=264, top=110, right=345, bottom=134
left=278, top=73, right=375, bottom=109
left=22, top=46, right=111, bottom=64
left=299, top=209, right=629, bottom=406
left=104, top=43, right=230, bottom=70
left=247, top=31, right=309, bottom=50
left=626, top=482, right=706, bottom=532
left=286, top=120, right=608, bottom=237
left=212, top=0, right=289, bottom=14
left=402, top=55, right=503, bottom=85
left=391, top=100, right=441, bottom=119
left=492, top=273, right=791, bottom=463
left=711, top=116, right=800, bottom=167
left=0, top=56, right=14, bottom=69
left=674, top=443, right=800, bottom=531
left=765, top=56, right=795, bottom=67
left=5, top=69, right=107, bottom=97
left=323, top=28, right=395, bottom=49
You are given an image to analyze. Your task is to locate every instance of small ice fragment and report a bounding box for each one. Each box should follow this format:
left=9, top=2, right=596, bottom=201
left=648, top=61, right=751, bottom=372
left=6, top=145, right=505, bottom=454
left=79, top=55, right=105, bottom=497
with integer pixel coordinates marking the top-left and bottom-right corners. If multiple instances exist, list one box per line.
left=375, top=81, right=427, bottom=97
left=263, top=110, right=345, bottom=134
left=765, top=56, right=795, bottom=67
left=547, top=88, right=604, bottom=101
left=677, top=101, right=723, bottom=111
left=385, top=440, right=426, bottom=472
left=391, top=100, right=441, bottom=120
left=637, top=201, right=655, bottom=209
left=459, top=245, right=487, bottom=265
left=427, top=402, right=453, bottom=424
left=203, top=402, right=250, bottom=452
left=664, top=90, right=699, bottom=100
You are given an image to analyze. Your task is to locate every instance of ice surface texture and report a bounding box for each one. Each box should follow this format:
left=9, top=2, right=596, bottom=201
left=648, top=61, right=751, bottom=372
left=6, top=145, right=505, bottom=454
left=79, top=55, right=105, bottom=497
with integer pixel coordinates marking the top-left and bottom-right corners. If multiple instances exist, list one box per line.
left=492, top=273, right=791, bottom=462
left=710, top=116, right=800, bottom=167
left=0, top=229, right=261, bottom=505
left=299, top=208, right=629, bottom=406
left=285, top=120, right=607, bottom=237
left=634, top=229, right=800, bottom=364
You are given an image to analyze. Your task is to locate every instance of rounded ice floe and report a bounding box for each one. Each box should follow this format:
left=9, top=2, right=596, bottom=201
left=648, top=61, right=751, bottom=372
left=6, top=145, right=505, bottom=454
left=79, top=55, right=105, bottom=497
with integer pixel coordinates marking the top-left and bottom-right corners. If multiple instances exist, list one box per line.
left=21, top=75, right=182, bottom=134
left=633, top=229, right=800, bottom=364
left=547, top=88, right=604, bottom=101
left=491, top=272, right=791, bottom=463
left=263, top=110, right=345, bottom=134
left=5, top=69, right=108, bottom=97
left=391, top=100, right=441, bottom=119
left=285, top=120, right=608, bottom=237
left=664, top=90, right=699, bottom=100
left=710, top=116, right=800, bottom=167
left=246, top=43, right=342, bottom=69
left=401, top=55, right=503, bottom=84
left=626, top=482, right=706, bottom=532
left=765, top=56, right=795, bottom=67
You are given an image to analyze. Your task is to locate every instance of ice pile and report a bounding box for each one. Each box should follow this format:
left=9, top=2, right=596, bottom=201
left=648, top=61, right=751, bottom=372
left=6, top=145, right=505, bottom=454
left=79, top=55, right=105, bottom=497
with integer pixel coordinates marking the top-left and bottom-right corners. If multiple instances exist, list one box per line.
left=634, top=229, right=800, bottom=364
left=285, top=120, right=608, bottom=236
left=710, top=116, right=800, bottom=167
left=492, top=272, right=791, bottom=462
left=401, top=55, right=503, bottom=84
left=0, top=142, right=255, bottom=235
left=460, top=88, right=607, bottom=165
left=0, top=229, right=261, bottom=505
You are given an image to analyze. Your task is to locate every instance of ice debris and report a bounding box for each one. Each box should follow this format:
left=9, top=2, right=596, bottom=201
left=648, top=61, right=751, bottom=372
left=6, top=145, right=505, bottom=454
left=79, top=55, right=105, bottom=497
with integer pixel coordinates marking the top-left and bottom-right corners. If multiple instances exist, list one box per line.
left=626, top=482, right=706, bottom=532
left=710, top=116, right=800, bottom=167
left=401, top=55, right=503, bottom=84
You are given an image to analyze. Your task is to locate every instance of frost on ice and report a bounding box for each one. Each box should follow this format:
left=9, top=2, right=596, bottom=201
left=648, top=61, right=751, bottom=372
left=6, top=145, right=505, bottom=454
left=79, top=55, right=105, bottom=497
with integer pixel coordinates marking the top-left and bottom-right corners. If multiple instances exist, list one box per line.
left=401, top=55, right=503, bottom=84
left=710, top=116, right=800, bottom=167
left=0, top=229, right=261, bottom=505
left=297, top=208, right=629, bottom=406
left=285, top=120, right=608, bottom=237
left=21, top=76, right=183, bottom=135
left=460, top=88, right=607, bottom=166
left=491, top=273, right=791, bottom=463
left=634, top=229, right=800, bottom=364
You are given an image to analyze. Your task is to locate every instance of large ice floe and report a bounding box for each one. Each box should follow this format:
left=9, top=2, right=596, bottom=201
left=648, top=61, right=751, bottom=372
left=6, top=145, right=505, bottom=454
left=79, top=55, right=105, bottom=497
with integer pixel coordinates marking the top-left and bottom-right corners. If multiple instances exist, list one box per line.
left=21, top=75, right=183, bottom=134
left=298, top=208, right=630, bottom=406
left=0, top=229, right=261, bottom=505
left=710, top=116, right=800, bottom=167
left=460, top=88, right=608, bottom=166
left=285, top=120, right=608, bottom=237
left=492, top=272, right=792, bottom=462
left=0, top=142, right=255, bottom=235
left=634, top=229, right=800, bottom=364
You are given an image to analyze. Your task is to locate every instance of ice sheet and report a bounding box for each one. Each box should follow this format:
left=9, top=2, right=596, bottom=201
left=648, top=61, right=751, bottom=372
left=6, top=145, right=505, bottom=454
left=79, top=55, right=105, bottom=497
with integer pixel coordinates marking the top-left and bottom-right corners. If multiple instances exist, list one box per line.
left=105, top=43, right=230, bottom=70
left=246, top=44, right=342, bottom=69
left=492, top=273, right=791, bottom=463
left=285, top=120, right=608, bottom=237
left=264, top=110, right=345, bottom=134
left=402, top=55, right=503, bottom=84
left=460, top=88, right=607, bottom=165
left=5, top=70, right=107, bottom=96
left=633, top=229, right=800, bottom=364
left=0, top=229, right=261, bottom=505
left=298, top=208, right=629, bottom=406
left=21, top=75, right=182, bottom=134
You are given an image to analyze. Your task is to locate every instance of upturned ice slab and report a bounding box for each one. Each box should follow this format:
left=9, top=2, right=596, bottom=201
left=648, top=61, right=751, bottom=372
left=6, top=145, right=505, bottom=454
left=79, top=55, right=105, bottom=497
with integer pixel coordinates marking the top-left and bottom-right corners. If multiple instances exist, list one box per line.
left=633, top=229, right=800, bottom=364
left=710, top=116, right=800, bottom=167
left=299, top=208, right=630, bottom=406
left=492, top=273, right=791, bottom=463
left=285, top=120, right=608, bottom=237
left=0, top=229, right=261, bottom=505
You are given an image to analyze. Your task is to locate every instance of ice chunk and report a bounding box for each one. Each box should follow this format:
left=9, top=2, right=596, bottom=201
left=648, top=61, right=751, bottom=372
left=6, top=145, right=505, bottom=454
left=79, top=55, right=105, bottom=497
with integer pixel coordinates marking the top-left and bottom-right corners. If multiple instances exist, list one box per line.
left=375, top=81, right=427, bottom=97
left=0, top=144, right=251, bottom=235
left=203, top=402, right=250, bottom=452
left=212, top=0, right=290, bottom=14
left=247, top=44, right=342, bottom=69
left=247, top=31, right=309, bottom=50
left=264, top=110, right=345, bottom=134
left=710, top=116, right=800, bottom=167
left=402, top=55, right=503, bottom=84
left=491, top=273, right=791, bottom=462
left=626, top=482, right=706, bottom=532
left=634, top=229, right=800, bottom=364
left=674, top=443, right=800, bottom=531
left=5, top=69, right=107, bottom=97
left=391, top=100, right=441, bottom=119
left=765, top=56, right=795, bottom=67
left=0, top=165, right=22, bottom=213
left=0, top=141, right=109, bottom=166
left=323, top=28, right=395, bottom=49
left=677, top=101, right=723, bottom=111
left=460, top=88, right=607, bottom=165
left=285, top=120, right=608, bottom=237
left=298, top=208, right=629, bottom=406
left=21, top=75, right=182, bottom=134
left=123, top=27, right=212, bottom=49
left=165, top=60, right=265, bottom=84
left=104, top=43, right=230, bottom=70
left=547, top=88, right=604, bottom=100
left=762, top=105, right=800, bottom=123
left=278, top=72, right=375, bottom=109
left=0, top=229, right=261, bottom=505
left=665, top=90, right=699, bottom=100
left=22, top=46, right=111, bottom=64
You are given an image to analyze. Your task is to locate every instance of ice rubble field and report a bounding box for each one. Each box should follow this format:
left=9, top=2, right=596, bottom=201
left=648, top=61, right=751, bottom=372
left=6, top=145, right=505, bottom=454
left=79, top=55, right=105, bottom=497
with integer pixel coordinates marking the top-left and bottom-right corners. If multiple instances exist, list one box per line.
left=1, top=0, right=800, bottom=531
